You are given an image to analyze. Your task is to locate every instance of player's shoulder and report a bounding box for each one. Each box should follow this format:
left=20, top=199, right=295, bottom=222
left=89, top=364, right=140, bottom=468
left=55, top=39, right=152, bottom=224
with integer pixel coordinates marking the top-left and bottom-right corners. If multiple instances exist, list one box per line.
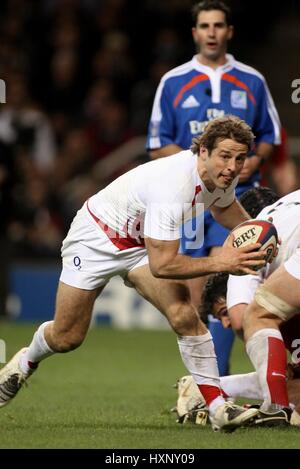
left=232, top=57, right=267, bottom=85
left=281, top=188, right=300, bottom=200
left=144, top=150, right=195, bottom=175
left=143, top=150, right=197, bottom=201
left=160, top=59, right=195, bottom=84
left=156, top=149, right=196, bottom=172
left=257, top=189, right=300, bottom=219
left=274, top=189, right=300, bottom=206
left=159, top=150, right=197, bottom=183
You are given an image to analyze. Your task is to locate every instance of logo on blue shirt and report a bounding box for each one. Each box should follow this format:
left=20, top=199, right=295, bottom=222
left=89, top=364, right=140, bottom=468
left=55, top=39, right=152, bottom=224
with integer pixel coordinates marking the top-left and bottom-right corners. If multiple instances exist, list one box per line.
left=231, top=90, right=247, bottom=109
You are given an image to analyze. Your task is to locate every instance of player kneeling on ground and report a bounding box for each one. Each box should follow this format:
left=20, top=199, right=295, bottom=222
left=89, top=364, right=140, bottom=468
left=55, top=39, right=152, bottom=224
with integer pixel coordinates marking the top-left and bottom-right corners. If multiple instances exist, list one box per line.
left=172, top=186, right=300, bottom=427
left=172, top=273, right=300, bottom=427
left=229, top=187, right=300, bottom=423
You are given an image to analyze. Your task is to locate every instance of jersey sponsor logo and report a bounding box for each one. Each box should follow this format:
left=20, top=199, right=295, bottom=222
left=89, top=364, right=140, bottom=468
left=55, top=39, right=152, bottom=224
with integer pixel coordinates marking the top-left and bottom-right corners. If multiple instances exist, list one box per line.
left=189, top=120, right=208, bottom=135
left=231, top=90, right=247, bottom=109
left=189, top=109, right=225, bottom=135
left=207, top=108, right=225, bottom=120
left=181, top=95, right=200, bottom=109
left=73, top=256, right=81, bottom=269
left=223, top=73, right=256, bottom=105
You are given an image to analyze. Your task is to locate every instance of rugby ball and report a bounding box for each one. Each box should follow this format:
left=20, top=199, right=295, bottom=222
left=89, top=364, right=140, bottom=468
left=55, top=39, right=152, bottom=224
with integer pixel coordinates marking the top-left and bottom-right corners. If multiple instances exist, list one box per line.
left=230, top=219, right=278, bottom=266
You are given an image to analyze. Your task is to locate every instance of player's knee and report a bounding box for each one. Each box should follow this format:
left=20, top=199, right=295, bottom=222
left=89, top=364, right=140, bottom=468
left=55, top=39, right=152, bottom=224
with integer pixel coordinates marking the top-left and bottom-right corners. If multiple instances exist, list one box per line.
left=51, top=330, right=85, bottom=353
left=168, top=302, right=200, bottom=335
left=243, top=298, right=283, bottom=335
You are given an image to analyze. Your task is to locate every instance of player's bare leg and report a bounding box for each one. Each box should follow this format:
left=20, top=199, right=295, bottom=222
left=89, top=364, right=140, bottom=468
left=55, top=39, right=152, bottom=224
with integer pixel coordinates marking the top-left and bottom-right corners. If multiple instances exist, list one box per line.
left=127, top=264, right=258, bottom=431
left=44, top=282, right=105, bottom=352
left=244, top=265, right=300, bottom=418
left=0, top=281, right=105, bottom=407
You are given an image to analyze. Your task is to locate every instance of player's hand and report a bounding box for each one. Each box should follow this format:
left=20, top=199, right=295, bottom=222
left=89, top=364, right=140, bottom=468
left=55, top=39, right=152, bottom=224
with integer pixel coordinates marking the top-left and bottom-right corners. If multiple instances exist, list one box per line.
left=219, top=234, right=267, bottom=275
left=238, top=156, right=260, bottom=183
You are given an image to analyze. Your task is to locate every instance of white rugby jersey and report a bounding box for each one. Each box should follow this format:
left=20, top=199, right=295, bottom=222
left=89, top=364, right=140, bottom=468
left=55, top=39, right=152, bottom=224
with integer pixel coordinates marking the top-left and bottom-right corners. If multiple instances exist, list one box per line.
left=227, top=189, right=300, bottom=309
left=86, top=150, right=238, bottom=250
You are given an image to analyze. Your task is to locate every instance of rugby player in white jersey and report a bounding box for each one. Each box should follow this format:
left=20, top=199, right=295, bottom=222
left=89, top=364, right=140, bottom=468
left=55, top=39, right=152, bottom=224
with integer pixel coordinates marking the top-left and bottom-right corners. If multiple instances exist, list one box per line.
left=0, top=116, right=267, bottom=431
left=174, top=187, right=300, bottom=427
left=192, top=272, right=300, bottom=427
left=188, top=187, right=300, bottom=426
left=237, top=190, right=300, bottom=419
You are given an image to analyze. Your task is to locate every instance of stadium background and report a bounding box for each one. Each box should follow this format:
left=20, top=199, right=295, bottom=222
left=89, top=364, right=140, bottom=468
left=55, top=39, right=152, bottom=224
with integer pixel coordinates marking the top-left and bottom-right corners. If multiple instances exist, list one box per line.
left=0, top=0, right=300, bottom=326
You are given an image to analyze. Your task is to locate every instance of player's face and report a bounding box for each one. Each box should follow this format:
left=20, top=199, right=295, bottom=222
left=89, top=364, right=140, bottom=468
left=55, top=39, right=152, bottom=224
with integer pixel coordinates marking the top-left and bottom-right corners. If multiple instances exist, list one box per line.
left=200, top=139, right=248, bottom=190
left=192, top=10, right=233, bottom=61
left=212, top=297, right=231, bottom=328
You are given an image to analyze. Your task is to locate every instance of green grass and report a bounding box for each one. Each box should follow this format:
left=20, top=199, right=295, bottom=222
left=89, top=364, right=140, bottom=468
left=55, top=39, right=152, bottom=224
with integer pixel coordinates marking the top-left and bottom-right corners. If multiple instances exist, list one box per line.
left=0, top=322, right=299, bottom=449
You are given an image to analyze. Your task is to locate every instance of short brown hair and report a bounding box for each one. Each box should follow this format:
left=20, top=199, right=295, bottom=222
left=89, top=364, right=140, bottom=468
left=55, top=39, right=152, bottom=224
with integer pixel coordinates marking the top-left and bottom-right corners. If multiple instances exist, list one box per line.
left=191, top=0, right=232, bottom=26
left=190, top=115, right=254, bottom=155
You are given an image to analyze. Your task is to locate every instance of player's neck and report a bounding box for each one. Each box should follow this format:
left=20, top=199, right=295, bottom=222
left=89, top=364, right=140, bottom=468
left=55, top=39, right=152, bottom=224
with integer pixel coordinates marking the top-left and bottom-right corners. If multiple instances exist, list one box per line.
left=196, top=53, right=227, bottom=70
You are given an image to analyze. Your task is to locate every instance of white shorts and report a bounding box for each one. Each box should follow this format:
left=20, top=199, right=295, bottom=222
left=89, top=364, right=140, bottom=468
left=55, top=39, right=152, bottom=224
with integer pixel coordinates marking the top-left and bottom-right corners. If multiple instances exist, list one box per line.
left=60, top=205, right=149, bottom=290
left=284, top=248, right=300, bottom=280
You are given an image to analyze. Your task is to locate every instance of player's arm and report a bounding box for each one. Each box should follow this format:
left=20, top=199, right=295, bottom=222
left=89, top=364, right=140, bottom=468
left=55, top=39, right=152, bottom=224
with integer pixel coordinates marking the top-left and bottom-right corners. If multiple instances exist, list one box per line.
left=253, top=142, right=274, bottom=165
left=240, top=76, right=280, bottom=182
left=239, top=142, right=274, bottom=182
left=147, top=78, right=181, bottom=160
left=210, top=199, right=251, bottom=231
left=254, top=77, right=281, bottom=150
left=144, top=236, right=266, bottom=279
left=149, top=144, right=183, bottom=160
left=228, top=304, right=247, bottom=339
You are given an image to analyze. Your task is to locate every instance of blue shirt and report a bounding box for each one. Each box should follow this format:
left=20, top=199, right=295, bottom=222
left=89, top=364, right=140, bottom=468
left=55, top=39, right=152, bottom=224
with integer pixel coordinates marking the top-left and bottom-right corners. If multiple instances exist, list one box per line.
left=147, top=54, right=281, bottom=186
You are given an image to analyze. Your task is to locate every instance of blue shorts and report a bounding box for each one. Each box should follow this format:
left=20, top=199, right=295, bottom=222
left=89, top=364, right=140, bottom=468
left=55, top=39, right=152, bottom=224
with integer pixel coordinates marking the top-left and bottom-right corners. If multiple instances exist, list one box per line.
left=181, top=183, right=258, bottom=257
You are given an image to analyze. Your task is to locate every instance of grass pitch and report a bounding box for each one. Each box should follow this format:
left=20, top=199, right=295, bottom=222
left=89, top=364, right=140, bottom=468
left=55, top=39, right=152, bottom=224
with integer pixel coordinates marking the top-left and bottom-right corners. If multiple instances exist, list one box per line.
left=0, top=322, right=299, bottom=449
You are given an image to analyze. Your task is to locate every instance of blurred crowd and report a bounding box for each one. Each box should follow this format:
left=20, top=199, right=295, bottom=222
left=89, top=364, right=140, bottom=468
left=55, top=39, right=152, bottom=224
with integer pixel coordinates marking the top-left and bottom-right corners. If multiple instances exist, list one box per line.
left=0, top=0, right=193, bottom=260
left=0, top=0, right=299, bottom=262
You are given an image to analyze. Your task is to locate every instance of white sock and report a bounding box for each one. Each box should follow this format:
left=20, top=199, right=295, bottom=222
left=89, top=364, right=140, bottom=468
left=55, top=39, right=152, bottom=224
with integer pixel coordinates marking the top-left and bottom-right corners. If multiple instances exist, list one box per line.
left=177, top=332, right=225, bottom=415
left=246, top=328, right=288, bottom=411
left=208, top=395, right=225, bottom=415
left=220, top=372, right=262, bottom=400
left=19, top=321, right=55, bottom=375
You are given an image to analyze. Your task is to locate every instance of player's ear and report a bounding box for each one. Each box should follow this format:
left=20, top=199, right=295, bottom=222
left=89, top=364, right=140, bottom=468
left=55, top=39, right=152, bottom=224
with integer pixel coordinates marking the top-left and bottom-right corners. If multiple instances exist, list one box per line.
left=191, top=27, right=197, bottom=44
left=227, top=25, right=234, bottom=41
left=199, top=145, right=208, bottom=160
left=221, top=316, right=231, bottom=329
